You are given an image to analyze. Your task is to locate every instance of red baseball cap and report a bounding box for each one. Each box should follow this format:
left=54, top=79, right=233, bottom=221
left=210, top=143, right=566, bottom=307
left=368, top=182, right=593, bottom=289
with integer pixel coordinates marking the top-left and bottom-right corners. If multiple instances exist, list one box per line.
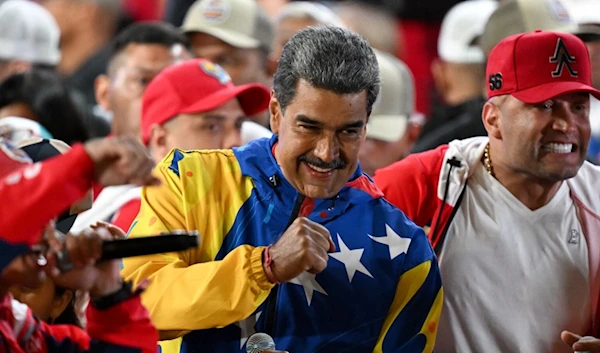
left=486, top=30, right=600, bottom=103
left=141, top=58, right=270, bottom=144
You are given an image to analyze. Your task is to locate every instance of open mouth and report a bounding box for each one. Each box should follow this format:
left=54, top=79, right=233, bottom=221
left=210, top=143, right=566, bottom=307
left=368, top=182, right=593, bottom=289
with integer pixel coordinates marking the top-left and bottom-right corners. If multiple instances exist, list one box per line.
left=541, top=142, right=577, bottom=154
left=306, top=163, right=334, bottom=173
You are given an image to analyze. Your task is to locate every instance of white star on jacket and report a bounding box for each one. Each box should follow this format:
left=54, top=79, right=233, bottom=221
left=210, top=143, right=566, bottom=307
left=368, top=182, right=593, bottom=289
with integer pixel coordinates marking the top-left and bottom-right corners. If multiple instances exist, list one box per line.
left=234, top=311, right=262, bottom=349
left=289, top=272, right=327, bottom=306
left=329, top=233, right=373, bottom=282
left=368, top=224, right=411, bottom=260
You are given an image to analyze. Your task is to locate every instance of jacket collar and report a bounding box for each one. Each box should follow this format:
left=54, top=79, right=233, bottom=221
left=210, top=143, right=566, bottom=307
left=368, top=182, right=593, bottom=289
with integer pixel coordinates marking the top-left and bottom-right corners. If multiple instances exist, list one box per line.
left=232, top=135, right=383, bottom=218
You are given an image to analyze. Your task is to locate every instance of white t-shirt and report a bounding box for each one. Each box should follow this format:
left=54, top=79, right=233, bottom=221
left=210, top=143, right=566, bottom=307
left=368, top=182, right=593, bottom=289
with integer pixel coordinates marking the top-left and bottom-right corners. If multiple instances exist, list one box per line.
left=436, top=163, right=591, bottom=353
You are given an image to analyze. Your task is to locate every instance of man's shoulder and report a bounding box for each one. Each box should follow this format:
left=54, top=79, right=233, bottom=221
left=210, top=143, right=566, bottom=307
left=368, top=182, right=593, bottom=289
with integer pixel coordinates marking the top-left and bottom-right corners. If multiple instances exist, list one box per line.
left=369, top=197, right=426, bottom=240
left=157, top=148, right=240, bottom=179
left=570, top=161, right=600, bottom=214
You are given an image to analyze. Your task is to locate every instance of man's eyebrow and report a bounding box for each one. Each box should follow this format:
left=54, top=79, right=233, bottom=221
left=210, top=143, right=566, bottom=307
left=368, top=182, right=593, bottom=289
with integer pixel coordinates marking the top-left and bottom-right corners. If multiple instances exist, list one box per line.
left=295, top=114, right=324, bottom=127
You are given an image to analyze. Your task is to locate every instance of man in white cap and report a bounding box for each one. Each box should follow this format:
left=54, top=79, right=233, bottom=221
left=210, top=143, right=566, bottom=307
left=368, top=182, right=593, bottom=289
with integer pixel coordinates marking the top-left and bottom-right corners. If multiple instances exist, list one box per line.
left=273, top=1, right=344, bottom=60
left=413, top=0, right=497, bottom=153
left=359, top=50, right=420, bottom=176
left=181, top=0, right=276, bottom=128
left=479, top=0, right=600, bottom=57
left=0, top=0, right=60, bottom=81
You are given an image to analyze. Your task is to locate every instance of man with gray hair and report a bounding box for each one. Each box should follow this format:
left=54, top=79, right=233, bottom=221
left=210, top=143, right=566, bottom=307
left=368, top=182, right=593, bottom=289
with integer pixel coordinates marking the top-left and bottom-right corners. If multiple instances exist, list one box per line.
left=121, top=26, right=442, bottom=353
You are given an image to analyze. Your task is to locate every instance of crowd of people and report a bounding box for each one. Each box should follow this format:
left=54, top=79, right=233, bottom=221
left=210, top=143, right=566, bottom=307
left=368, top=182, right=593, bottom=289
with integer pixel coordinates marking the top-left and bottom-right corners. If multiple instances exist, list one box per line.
left=2, top=0, right=600, bottom=352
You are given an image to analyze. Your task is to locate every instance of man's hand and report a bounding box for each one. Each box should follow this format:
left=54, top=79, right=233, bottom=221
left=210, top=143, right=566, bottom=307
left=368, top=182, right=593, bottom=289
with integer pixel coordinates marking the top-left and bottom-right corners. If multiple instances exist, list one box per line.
left=267, top=217, right=335, bottom=283
left=44, top=227, right=123, bottom=298
left=83, top=136, right=160, bottom=187
left=562, top=330, right=600, bottom=352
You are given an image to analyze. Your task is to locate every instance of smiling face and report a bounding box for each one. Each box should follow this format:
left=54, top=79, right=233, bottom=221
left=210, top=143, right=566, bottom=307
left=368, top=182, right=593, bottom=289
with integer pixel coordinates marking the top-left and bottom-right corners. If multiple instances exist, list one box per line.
left=488, top=92, right=591, bottom=182
left=270, top=80, right=368, bottom=199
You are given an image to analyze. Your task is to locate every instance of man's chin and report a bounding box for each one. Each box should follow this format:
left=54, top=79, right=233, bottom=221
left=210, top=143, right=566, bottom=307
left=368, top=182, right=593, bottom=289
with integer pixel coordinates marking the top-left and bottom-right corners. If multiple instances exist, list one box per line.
left=301, top=185, right=338, bottom=200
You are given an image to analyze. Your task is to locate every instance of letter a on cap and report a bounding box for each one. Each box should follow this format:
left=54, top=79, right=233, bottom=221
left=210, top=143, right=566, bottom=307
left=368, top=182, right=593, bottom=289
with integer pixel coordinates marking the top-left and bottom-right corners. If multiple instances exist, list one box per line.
left=549, top=38, right=578, bottom=78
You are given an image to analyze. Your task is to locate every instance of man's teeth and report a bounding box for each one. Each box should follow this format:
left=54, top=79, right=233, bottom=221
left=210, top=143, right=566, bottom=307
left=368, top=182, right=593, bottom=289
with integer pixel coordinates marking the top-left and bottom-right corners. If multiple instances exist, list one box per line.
left=308, top=163, right=333, bottom=173
left=542, top=143, right=573, bottom=153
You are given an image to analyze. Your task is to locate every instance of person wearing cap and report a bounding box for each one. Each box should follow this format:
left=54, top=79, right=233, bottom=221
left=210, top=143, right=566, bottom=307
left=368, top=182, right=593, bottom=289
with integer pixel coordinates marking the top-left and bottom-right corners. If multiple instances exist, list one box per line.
left=359, top=51, right=420, bottom=176
left=122, top=26, right=442, bottom=353
left=73, top=58, right=270, bottom=237
left=479, top=0, right=600, bottom=58
left=0, top=0, right=61, bottom=81
left=412, top=0, right=497, bottom=153
left=181, top=0, right=277, bottom=127
left=272, top=1, right=344, bottom=61
left=374, top=30, right=600, bottom=352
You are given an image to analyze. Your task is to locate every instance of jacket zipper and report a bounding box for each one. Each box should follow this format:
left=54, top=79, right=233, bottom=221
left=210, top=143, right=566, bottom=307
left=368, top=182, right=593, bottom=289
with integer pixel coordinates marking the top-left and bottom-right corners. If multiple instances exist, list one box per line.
left=264, top=194, right=305, bottom=336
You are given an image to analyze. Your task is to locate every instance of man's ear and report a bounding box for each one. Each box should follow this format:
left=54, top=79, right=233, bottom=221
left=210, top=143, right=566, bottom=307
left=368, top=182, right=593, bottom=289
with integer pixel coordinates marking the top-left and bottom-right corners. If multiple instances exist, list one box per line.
left=94, top=75, right=111, bottom=112
left=482, top=99, right=503, bottom=140
left=430, top=58, right=448, bottom=101
left=269, top=90, right=282, bottom=134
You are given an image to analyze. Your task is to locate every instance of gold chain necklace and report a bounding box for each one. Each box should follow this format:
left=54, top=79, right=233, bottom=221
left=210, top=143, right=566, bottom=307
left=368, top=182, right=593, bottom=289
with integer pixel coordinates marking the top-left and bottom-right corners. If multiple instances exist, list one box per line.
left=483, top=143, right=494, bottom=177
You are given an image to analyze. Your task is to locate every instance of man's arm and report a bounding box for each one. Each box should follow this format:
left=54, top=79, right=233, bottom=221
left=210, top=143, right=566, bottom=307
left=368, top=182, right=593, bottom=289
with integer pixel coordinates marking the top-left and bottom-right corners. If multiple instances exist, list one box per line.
left=8, top=288, right=158, bottom=353
left=121, top=150, right=274, bottom=338
left=373, top=146, right=448, bottom=228
left=0, top=144, right=94, bottom=246
left=0, top=136, right=158, bottom=271
left=0, top=145, right=94, bottom=270
left=372, top=225, right=443, bottom=353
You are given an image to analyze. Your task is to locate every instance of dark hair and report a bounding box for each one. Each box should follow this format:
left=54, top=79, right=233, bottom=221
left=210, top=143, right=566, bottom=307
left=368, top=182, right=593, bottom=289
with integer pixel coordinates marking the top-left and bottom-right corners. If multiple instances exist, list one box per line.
left=0, top=69, right=89, bottom=145
left=52, top=287, right=82, bottom=328
left=107, top=22, right=189, bottom=73
left=273, top=26, right=380, bottom=116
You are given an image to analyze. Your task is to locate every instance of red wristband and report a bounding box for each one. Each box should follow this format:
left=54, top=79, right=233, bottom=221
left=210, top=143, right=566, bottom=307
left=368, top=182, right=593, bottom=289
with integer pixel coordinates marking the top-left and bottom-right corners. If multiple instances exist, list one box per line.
left=264, top=245, right=280, bottom=284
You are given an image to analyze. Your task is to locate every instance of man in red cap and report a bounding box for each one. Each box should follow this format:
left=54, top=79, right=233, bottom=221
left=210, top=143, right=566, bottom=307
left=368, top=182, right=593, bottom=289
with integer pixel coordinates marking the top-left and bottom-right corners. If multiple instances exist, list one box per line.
left=374, top=30, right=600, bottom=352
left=140, top=58, right=270, bottom=161
left=109, top=58, right=270, bottom=233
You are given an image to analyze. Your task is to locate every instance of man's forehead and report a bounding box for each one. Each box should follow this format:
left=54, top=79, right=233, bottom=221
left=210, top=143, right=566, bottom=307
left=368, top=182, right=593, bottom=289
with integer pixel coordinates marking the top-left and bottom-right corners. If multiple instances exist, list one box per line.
left=123, top=42, right=186, bottom=61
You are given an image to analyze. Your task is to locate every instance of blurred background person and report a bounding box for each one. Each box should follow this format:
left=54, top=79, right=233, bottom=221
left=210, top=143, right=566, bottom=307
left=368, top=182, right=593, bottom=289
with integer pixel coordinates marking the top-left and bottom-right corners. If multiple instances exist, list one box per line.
left=272, top=1, right=344, bottom=60
left=0, top=0, right=61, bottom=81
left=563, top=0, right=600, bottom=163
left=412, top=0, right=497, bottom=153
left=94, top=22, right=191, bottom=139
left=181, top=0, right=276, bottom=127
left=41, top=0, right=121, bottom=109
left=360, top=50, right=419, bottom=176
left=0, top=69, right=90, bottom=145
left=0, top=0, right=109, bottom=139
left=330, top=0, right=400, bottom=57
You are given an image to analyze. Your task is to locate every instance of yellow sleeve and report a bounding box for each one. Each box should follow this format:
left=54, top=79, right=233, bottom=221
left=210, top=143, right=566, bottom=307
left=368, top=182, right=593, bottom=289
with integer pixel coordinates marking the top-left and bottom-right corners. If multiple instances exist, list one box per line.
left=121, top=149, right=274, bottom=338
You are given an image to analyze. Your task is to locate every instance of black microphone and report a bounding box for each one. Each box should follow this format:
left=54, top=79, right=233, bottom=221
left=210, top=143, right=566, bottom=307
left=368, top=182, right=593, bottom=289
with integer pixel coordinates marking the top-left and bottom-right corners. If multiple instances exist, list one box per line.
left=55, top=231, right=199, bottom=271
left=99, top=232, right=199, bottom=260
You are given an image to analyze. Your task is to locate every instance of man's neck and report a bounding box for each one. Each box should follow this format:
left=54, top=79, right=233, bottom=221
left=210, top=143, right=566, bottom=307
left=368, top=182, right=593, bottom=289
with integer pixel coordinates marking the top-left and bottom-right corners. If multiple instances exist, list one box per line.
left=491, top=162, right=563, bottom=211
